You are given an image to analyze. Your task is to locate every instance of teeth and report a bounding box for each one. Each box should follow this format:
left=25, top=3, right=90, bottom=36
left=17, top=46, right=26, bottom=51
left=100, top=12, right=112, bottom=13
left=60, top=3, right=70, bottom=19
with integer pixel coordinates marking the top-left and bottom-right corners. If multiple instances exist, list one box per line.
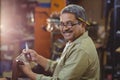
left=64, top=33, right=71, bottom=36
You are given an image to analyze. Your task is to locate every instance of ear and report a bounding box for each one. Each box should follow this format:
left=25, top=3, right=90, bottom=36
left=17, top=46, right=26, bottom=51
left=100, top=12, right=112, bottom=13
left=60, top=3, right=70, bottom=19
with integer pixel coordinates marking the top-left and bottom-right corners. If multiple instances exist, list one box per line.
left=81, top=22, right=87, bottom=28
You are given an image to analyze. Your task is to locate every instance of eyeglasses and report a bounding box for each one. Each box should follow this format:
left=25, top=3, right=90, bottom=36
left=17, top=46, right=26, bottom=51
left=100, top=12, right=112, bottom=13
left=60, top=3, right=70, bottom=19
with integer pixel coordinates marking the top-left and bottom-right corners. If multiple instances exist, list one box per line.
left=59, top=21, right=80, bottom=28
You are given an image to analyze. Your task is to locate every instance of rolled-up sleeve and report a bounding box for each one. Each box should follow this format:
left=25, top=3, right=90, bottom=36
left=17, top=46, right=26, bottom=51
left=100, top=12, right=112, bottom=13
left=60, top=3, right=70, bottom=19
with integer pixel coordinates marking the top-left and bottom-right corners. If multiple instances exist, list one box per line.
left=36, top=49, right=89, bottom=80
left=36, top=60, right=58, bottom=80
left=36, top=74, right=52, bottom=80
left=45, top=60, right=58, bottom=73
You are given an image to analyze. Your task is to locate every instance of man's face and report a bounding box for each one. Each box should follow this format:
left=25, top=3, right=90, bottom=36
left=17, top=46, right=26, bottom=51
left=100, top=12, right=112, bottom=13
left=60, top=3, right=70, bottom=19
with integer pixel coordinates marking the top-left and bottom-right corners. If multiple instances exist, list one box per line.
left=59, top=13, right=85, bottom=42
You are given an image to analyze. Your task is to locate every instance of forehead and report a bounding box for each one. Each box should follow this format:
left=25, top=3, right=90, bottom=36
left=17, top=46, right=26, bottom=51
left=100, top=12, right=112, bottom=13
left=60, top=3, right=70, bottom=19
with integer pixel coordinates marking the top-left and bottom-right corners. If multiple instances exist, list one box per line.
left=60, top=13, right=76, bottom=22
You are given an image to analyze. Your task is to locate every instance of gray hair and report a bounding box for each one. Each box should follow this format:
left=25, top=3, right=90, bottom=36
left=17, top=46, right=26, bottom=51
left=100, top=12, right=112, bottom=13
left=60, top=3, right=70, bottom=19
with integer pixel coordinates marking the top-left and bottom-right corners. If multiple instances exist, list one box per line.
left=60, top=4, right=89, bottom=25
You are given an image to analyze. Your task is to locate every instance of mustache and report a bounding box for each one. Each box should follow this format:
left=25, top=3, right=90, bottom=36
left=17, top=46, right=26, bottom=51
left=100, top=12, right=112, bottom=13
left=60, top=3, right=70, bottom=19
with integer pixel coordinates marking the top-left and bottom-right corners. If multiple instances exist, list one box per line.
left=62, top=29, right=73, bottom=33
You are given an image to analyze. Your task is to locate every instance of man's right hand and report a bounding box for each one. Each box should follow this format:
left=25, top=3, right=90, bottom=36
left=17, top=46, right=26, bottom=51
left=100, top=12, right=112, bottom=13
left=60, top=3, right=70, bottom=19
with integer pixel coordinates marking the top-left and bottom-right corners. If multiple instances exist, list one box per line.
left=22, top=49, right=39, bottom=62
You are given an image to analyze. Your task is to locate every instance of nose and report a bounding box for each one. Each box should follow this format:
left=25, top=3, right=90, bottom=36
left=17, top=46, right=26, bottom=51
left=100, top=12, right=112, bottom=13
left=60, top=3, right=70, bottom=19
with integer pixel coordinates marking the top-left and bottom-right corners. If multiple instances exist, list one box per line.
left=62, top=26, right=71, bottom=32
left=62, top=25, right=70, bottom=30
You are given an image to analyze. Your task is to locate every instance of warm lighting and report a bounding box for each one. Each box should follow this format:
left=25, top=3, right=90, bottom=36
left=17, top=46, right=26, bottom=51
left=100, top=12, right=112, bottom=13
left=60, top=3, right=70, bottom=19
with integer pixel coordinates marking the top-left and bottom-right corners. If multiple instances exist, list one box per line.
left=26, top=11, right=35, bottom=25
left=46, top=18, right=60, bottom=32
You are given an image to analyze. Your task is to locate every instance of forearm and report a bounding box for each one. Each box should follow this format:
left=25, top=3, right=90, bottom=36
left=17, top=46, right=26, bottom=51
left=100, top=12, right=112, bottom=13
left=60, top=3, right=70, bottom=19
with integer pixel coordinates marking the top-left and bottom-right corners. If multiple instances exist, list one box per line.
left=35, top=55, right=49, bottom=69
left=35, top=55, right=57, bottom=72
left=25, top=70, right=37, bottom=80
left=21, top=65, right=37, bottom=80
left=0, top=78, right=7, bottom=80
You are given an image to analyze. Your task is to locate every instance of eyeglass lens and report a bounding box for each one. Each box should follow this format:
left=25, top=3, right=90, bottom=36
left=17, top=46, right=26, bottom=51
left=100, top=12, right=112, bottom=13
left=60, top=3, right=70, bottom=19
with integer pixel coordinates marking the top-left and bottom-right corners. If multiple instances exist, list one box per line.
left=59, top=21, right=80, bottom=28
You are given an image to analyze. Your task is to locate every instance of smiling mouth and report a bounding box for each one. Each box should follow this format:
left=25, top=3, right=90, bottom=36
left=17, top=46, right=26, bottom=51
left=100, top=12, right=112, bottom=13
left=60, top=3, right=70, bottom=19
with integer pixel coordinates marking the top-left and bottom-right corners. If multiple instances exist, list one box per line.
left=62, top=31, right=73, bottom=38
left=64, top=32, right=71, bottom=36
left=63, top=30, right=73, bottom=33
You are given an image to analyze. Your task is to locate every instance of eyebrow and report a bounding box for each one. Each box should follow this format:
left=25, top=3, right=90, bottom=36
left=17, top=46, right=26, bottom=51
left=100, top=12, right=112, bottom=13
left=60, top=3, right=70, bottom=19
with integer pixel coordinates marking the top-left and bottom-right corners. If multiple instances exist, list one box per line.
left=60, top=19, right=78, bottom=23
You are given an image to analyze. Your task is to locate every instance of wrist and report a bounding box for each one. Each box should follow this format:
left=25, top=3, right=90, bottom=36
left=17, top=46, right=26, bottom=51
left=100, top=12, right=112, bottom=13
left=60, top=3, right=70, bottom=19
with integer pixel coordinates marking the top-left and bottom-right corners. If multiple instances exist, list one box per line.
left=26, top=70, right=37, bottom=80
left=5, top=77, right=11, bottom=80
left=35, top=54, right=41, bottom=63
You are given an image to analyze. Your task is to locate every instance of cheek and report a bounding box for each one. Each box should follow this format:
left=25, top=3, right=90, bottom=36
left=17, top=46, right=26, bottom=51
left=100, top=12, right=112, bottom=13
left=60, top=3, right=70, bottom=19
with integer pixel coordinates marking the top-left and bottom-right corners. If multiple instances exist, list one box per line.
left=74, top=27, right=84, bottom=36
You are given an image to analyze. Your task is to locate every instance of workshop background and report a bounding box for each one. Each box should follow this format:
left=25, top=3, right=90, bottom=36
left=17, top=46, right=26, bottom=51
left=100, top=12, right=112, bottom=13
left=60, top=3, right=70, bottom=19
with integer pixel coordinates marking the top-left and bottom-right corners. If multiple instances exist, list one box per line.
left=0, top=0, right=120, bottom=80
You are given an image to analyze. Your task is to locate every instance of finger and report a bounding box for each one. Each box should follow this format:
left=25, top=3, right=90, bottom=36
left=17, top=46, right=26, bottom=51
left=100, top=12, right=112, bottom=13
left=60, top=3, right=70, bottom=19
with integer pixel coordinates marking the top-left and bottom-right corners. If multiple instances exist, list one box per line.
left=22, top=49, right=27, bottom=53
left=26, top=52, right=35, bottom=61
left=23, top=49, right=31, bottom=53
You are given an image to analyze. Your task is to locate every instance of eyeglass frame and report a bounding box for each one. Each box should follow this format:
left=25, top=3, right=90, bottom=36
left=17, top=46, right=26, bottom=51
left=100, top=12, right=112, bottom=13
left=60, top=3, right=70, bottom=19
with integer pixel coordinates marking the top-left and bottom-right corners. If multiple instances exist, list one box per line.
left=58, top=20, right=81, bottom=29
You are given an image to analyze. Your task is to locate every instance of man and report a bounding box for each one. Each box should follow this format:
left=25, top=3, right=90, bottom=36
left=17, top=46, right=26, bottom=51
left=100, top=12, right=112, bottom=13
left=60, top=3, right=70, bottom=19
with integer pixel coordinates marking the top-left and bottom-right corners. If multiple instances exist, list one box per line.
left=21, top=4, right=100, bottom=80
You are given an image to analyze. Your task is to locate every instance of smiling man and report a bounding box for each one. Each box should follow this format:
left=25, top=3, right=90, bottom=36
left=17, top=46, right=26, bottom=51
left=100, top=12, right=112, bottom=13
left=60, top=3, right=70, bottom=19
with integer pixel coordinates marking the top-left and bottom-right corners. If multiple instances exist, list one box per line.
left=20, top=4, right=100, bottom=80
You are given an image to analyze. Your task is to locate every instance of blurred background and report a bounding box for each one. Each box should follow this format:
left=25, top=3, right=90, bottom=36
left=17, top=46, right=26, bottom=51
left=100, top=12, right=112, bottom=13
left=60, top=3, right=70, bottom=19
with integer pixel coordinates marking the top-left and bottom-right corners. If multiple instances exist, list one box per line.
left=0, top=0, right=120, bottom=80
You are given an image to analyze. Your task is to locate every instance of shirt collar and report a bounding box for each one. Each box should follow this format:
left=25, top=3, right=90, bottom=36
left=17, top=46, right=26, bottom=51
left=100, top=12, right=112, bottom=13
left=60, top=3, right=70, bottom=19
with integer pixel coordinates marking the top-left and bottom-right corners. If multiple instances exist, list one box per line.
left=68, top=31, right=88, bottom=45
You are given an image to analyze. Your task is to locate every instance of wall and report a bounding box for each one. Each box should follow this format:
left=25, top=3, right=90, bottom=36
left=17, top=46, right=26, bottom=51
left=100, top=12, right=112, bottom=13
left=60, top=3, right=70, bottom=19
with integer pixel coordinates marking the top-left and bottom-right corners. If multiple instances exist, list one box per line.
left=80, top=0, right=105, bottom=24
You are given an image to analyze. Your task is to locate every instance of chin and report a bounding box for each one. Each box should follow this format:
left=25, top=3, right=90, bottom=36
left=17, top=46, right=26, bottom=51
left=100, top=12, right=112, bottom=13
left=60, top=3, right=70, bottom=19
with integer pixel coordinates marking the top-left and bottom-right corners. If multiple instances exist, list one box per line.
left=63, top=34, right=74, bottom=41
left=64, top=37, right=73, bottom=42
